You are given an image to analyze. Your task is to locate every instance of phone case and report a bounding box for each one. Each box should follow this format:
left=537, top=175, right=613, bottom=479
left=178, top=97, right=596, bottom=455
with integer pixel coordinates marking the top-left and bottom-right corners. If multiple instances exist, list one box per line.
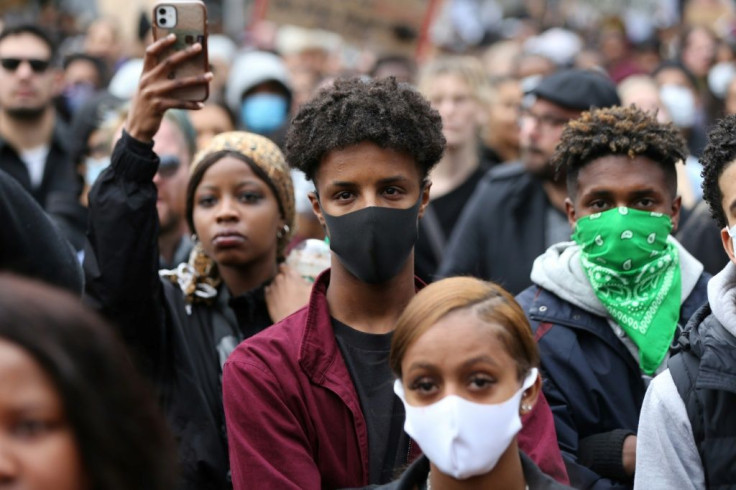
left=152, top=0, right=209, bottom=102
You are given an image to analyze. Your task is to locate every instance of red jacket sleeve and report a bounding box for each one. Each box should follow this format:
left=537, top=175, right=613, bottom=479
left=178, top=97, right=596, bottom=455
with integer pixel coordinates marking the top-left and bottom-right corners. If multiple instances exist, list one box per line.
left=222, top=357, right=321, bottom=490
left=519, top=390, right=570, bottom=485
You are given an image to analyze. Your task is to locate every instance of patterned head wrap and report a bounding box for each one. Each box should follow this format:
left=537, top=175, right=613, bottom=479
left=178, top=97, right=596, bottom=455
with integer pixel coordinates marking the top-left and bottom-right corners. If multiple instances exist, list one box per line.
left=165, top=131, right=295, bottom=310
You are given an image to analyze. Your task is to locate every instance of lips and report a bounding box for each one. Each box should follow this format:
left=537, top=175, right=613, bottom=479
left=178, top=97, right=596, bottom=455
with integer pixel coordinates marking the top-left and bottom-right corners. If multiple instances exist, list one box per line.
left=212, top=230, right=246, bottom=248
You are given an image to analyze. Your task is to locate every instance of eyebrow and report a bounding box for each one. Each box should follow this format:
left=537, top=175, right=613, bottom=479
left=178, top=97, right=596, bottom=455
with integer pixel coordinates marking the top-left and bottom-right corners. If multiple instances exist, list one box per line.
left=329, top=175, right=411, bottom=188
left=196, top=179, right=264, bottom=191
left=461, top=354, right=500, bottom=369
left=582, top=187, right=662, bottom=198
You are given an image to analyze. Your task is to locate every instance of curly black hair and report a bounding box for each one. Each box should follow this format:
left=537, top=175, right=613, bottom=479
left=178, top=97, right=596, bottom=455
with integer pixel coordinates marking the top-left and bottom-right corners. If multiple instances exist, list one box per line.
left=285, top=77, right=445, bottom=182
left=553, top=105, right=687, bottom=199
left=701, top=114, right=736, bottom=228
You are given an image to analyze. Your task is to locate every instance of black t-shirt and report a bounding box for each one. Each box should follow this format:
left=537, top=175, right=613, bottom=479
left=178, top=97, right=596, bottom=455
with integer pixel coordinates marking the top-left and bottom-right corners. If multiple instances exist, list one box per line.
left=332, top=318, right=407, bottom=484
left=414, top=165, right=488, bottom=283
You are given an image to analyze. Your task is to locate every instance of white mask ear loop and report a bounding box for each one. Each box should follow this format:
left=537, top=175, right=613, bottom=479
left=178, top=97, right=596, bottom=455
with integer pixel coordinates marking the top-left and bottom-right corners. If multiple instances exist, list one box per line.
left=728, top=224, right=736, bottom=255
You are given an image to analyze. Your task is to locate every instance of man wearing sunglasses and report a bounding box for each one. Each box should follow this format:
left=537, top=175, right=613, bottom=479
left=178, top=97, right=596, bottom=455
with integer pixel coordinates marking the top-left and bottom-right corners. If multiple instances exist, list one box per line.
left=0, top=24, right=78, bottom=211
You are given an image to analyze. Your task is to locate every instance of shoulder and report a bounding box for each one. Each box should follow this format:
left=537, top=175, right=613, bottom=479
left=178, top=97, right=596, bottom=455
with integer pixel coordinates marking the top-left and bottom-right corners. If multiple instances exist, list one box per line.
left=227, top=307, right=309, bottom=371
left=520, top=451, right=574, bottom=489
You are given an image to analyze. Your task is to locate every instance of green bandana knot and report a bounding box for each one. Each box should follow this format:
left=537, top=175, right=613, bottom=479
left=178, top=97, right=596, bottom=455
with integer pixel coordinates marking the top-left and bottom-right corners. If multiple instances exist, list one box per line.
left=573, top=207, right=681, bottom=375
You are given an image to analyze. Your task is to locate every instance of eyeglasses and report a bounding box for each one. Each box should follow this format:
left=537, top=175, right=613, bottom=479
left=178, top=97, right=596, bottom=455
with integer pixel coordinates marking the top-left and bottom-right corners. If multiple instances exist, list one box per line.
left=158, top=155, right=182, bottom=178
left=519, top=109, right=571, bottom=132
left=0, top=57, right=50, bottom=73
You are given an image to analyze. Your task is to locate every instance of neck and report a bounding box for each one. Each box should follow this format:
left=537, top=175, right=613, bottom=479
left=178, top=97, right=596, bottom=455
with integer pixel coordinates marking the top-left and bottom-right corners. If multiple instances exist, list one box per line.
left=219, top=257, right=279, bottom=297
left=542, top=179, right=568, bottom=212
left=158, top=224, right=187, bottom=265
left=429, top=142, right=479, bottom=199
left=429, top=441, right=525, bottom=490
left=326, top=253, right=417, bottom=334
left=0, top=107, right=54, bottom=150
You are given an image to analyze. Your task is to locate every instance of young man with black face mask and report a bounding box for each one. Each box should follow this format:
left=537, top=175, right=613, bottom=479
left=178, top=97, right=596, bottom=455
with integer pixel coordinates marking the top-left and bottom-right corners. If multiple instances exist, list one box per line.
left=516, top=106, right=710, bottom=489
left=222, top=77, right=569, bottom=489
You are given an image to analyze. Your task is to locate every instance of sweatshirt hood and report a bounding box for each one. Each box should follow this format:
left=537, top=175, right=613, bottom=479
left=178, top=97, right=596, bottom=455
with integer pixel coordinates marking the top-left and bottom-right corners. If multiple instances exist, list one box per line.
left=707, top=261, right=736, bottom=338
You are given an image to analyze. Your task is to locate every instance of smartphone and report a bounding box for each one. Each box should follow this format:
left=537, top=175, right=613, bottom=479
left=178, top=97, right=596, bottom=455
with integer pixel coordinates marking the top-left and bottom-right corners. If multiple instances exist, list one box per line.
left=152, top=0, right=209, bottom=102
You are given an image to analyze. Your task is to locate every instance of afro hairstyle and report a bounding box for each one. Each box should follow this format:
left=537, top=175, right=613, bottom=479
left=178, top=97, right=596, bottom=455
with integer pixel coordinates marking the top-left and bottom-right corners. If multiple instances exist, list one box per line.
left=284, top=77, right=445, bottom=183
left=701, top=114, right=736, bottom=229
left=553, top=105, right=687, bottom=199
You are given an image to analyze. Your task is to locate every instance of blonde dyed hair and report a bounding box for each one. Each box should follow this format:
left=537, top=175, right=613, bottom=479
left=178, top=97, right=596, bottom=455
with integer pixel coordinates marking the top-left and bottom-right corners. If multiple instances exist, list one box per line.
left=417, top=56, right=493, bottom=107
left=390, top=277, right=539, bottom=381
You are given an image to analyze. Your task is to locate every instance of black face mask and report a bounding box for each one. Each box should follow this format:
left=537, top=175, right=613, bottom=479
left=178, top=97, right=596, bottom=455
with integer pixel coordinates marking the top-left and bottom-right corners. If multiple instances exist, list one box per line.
left=320, top=194, right=423, bottom=284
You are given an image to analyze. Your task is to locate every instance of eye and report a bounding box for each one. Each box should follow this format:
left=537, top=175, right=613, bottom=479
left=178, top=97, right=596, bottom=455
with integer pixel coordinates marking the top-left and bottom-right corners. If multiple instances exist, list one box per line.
left=334, top=191, right=354, bottom=201
left=409, top=377, right=438, bottom=396
left=238, top=191, right=263, bottom=203
left=468, top=374, right=495, bottom=391
left=382, top=186, right=405, bottom=199
left=197, top=195, right=216, bottom=207
left=637, top=197, right=655, bottom=207
left=589, top=199, right=609, bottom=210
left=12, top=418, right=55, bottom=439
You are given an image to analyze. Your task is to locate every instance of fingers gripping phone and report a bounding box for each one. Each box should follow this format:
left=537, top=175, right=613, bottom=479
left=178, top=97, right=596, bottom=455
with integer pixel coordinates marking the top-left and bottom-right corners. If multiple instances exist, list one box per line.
left=152, top=0, right=209, bottom=102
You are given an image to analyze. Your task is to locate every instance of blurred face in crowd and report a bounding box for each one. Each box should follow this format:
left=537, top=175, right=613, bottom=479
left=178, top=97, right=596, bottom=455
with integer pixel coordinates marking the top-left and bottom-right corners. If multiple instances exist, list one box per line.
left=725, top=78, right=736, bottom=116
left=519, top=98, right=580, bottom=179
left=83, top=20, right=120, bottom=65
left=425, top=74, right=485, bottom=150
left=718, top=160, right=736, bottom=262
left=153, top=119, right=191, bottom=235
left=565, top=155, right=680, bottom=231
left=0, top=339, right=87, bottom=490
left=64, top=58, right=101, bottom=89
left=681, top=27, right=716, bottom=78
left=0, top=33, right=57, bottom=119
left=188, top=105, right=234, bottom=152
left=192, top=156, right=283, bottom=268
left=485, top=79, right=522, bottom=152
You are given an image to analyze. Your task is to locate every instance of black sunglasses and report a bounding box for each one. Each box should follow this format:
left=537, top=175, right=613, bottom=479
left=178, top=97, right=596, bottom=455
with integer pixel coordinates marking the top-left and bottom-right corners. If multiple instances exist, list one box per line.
left=0, top=57, right=51, bottom=73
left=158, top=155, right=182, bottom=178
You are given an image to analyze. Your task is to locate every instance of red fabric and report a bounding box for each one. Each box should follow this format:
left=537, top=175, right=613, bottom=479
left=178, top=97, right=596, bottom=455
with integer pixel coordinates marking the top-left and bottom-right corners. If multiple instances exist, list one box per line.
left=223, top=270, right=568, bottom=489
left=521, top=390, right=571, bottom=485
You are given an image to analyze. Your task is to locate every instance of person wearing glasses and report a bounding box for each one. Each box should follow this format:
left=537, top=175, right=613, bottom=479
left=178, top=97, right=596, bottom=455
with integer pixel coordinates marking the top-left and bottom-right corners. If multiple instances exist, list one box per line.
left=0, top=24, right=79, bottom=212
left=437, top=69, right=620, bottom=295
left=84, top=34, right=311, bottom=490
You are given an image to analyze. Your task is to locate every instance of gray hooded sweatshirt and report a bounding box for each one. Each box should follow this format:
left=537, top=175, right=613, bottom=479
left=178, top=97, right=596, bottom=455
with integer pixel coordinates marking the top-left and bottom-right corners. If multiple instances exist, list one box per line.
left=634, top=261, right=736, bottom=490
left=530, top=238, right=703, bottom=377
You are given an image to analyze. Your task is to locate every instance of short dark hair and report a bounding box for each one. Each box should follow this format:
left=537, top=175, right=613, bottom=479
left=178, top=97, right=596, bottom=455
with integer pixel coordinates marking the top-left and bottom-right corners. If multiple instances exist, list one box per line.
left=285, top=77, right=445, bottom=182
left=63, top=53, right=108, bottom=87
left=652, top=60, right=698, bottom=91
left=553, top=105, right=686, bottom=199
left=0, top=24, right=56, bottom=62
left=0, top=274, right=177, bottom=490
left=701, top=114, right=736, bottom=228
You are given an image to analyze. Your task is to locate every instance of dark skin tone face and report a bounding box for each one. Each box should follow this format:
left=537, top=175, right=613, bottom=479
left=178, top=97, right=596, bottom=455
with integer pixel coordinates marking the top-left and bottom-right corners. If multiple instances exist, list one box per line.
left=565, top=154, right=681, bottom=232
left=307, top=141, right=431, bottom=334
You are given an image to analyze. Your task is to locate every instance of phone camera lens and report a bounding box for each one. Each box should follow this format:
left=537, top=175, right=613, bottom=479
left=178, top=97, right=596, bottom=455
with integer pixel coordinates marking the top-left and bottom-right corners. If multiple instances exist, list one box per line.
left=158, top=8, right=166, bottom=14
left=160, top=18, right=167, bottom=24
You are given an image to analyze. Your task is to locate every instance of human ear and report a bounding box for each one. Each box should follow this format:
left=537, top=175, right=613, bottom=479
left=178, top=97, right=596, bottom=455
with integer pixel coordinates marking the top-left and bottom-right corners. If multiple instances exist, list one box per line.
left=720, top=226, right=736, bottom=265
left=565, top=197, right=576, bottom=230
left=520, top=371, right=542, bottom=416
left=308, top=192, right=326, bottom=229
left=669, top=195, right=682, bottom=233
left=417, top=181, right=432, bottom=220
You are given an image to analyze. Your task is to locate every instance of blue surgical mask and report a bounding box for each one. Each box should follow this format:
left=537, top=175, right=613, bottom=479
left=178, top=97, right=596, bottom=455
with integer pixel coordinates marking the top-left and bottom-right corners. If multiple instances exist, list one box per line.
left=64, top=83, right=96, bottom=115
left=240, top=93, right=288, bottom=134
left=84, top=156, right=111, bottom=187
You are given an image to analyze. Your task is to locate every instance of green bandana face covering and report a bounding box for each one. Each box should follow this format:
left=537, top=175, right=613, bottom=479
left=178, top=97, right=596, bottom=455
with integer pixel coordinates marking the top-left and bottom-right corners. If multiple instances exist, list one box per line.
left=572, top=207, right=681, bottom=375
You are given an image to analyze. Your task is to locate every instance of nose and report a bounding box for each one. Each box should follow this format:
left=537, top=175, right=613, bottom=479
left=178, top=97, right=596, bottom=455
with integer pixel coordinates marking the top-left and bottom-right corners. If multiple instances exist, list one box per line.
left=15, top=60, right=34, bottom=79
left=0, top=443, right=19, bottom=483
left=152, top=171, right=163, bottom=189
left=215, top=195, right=239, bottom=222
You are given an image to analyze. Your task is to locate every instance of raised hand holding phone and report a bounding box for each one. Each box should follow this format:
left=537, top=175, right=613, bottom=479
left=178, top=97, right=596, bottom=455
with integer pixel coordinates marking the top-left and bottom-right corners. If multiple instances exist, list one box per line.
left=125, top=34, right=212, bottom=144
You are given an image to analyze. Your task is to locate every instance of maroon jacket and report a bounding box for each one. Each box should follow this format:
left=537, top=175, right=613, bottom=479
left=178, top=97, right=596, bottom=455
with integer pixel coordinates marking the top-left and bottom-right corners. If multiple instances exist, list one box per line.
left=223, top=271, right=569, bottom=489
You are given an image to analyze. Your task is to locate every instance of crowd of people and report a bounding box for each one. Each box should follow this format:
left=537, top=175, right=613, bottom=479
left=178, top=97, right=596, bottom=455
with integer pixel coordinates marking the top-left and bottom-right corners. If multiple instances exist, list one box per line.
left=1, top=0, right=736, bottom=489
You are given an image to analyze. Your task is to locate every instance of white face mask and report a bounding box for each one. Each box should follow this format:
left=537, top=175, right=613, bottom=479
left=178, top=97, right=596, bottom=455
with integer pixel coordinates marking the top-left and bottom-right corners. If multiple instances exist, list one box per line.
left=395, top=367, right=538, bottom=480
